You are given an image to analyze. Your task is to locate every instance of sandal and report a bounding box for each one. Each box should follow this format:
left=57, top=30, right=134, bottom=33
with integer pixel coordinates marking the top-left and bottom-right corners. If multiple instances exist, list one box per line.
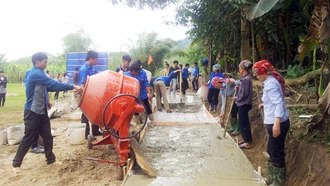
left=166, top=109, right=173, bottom=113
left=239, top=144, right=251, bottom=149
left=238, top=140, right=244, bottom=145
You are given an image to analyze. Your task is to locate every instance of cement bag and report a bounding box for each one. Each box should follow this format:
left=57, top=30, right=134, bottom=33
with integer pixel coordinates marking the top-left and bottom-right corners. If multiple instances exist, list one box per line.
left=7, top=124, right=25, bottom=145
left=0, top=127, right=7, bottom=145
left=53, top=102, right=70, bottom=117
left=197, top=85, right=209, bottom=101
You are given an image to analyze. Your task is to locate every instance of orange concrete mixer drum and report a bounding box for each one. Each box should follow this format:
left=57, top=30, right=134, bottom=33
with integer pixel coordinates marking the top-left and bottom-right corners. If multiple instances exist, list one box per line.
left=77, top=70, right=147, bottom=176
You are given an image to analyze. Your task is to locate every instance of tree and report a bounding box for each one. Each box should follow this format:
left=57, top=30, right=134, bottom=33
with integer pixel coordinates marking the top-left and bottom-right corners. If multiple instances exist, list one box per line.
left=62, top=29, right=93, bottom=53
left=111, top=0, right=176, bottom=10
left=0, top=54, right=7, bottom=70
left=128, top=32, right=176, bottom=74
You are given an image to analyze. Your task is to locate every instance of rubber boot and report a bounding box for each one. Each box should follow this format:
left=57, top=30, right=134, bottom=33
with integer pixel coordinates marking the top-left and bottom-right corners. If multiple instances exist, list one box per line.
left=231, top=119, right=241, bottom=135
left=266, top=162, right=274, bottom=185
left=270, top=167, right=286, bottom=186
left=227, top=118, right=237, bottom=133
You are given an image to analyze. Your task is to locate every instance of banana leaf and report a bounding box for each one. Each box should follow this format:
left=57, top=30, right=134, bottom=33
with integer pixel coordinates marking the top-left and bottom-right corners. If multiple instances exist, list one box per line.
left=243, top=0, right=283, bottom=21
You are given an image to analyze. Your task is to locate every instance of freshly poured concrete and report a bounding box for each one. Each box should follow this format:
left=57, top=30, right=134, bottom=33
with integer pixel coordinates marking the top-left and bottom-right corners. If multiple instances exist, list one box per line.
left=124, top=94, right=265, bottom=186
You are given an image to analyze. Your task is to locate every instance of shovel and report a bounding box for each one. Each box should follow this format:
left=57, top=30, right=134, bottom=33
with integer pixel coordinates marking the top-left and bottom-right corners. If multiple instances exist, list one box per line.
left=178, top=71, right=185, bottom=110
left=223, top=89, right=236, bottom=138
left=131, top=137, right=157, bottom=178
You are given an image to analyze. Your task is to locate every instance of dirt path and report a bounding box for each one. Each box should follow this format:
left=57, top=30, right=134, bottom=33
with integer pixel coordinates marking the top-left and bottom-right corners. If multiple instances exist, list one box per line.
left=0, top=110, right=121, bottom=186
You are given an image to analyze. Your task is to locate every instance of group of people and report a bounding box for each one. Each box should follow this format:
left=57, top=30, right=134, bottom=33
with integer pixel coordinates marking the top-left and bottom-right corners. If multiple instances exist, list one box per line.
left=163, top=61, right=200, bottom=95
left=11, top=50, right=289, bottom=185
left=53, top=72, right=70, bottom=99
left=210, top=59, right=290, bottom=186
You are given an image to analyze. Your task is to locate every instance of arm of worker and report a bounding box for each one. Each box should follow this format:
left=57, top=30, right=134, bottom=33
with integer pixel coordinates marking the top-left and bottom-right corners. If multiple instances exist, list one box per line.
left=0, top=77, right=7, bottom=85
left=226, top=78, right=240, bottom=86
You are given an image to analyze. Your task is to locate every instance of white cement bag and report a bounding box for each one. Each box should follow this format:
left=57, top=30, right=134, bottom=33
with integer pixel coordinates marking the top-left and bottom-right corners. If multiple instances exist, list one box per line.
left=7, top=124, right=25, bottom=145
left=0, top=127, right=7, bottom=145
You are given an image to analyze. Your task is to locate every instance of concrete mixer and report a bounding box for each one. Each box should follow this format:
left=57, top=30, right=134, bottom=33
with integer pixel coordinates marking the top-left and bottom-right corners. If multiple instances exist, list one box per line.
left=77, top=70, right=149, bottom=179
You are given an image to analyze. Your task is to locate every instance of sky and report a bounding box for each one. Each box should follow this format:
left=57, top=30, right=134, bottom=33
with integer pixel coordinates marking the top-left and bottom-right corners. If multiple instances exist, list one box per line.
left=0, top=0, right=188, bottom=61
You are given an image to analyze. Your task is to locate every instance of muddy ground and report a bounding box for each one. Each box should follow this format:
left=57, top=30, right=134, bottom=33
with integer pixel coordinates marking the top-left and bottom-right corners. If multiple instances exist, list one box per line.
left=0, top=111, right=121, bottom=186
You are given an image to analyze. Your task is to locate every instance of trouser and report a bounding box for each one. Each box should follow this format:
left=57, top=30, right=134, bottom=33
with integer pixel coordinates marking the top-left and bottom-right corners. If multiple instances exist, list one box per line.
left=207, top=88, right=220, bottom=107
left=238, top=104, right=252, bottom=143
left=231, top=102, right=238, bottom=119
left=154, top=81, right=169, bottom=111
left=81, top=113, right=100, bottom=138
left=265, top=119, right=290, bottom=168
left=31, top=133, right=40, bottom=148
left=54, top=91, right=59, bottom=99
left=192, top=76, right=198, bottom=90
left=169, top=78, right=177, bottom=93
left=141, top=98, right=152, bottom=115
left=13, top=111, right=55, bottom=167
left=0, top=93, right=6, bottom=106
left=182, top=78, right=188, bottom=95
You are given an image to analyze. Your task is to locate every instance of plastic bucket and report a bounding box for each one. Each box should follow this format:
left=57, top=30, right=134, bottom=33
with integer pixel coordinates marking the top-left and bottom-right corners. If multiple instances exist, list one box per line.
left=69, top=123, right=85, bottom=145
left=79, top=70, right=140, bottom=125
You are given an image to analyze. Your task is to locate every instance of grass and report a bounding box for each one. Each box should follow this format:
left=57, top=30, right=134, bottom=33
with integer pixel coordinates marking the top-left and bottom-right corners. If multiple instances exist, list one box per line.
left=0, top=84, right=72, bottom=127
left=0, top=84, right=26, bottom=127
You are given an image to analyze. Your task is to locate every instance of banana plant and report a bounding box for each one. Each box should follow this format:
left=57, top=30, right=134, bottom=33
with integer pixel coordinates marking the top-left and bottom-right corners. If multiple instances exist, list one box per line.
left=242, top=0, right=284, bottom=21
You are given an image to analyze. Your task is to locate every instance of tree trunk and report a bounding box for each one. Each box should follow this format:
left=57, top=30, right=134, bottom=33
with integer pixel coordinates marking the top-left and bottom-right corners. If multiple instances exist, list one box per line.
left=253, top=68, right=329, bottom=87
left=251, top=20, right=256, bottom=63
left=241, top=16, right=250, bottom=61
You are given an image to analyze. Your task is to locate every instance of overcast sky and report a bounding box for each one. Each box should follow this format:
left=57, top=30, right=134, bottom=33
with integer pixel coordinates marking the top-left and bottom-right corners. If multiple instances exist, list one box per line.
left=0, top=0, right=187, bottom=60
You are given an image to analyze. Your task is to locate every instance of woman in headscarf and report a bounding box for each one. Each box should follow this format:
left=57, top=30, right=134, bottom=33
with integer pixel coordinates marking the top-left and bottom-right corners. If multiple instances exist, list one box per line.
left=253, top=60, right=289, bottom=186
left=233, top=60, right=253, bottom=149
left=206, top=64, right=225, bottom=112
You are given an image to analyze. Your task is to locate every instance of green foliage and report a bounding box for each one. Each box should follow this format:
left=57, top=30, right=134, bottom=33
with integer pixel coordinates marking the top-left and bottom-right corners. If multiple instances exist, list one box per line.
left=62, top=29, right=93, bottom=53
left=0, top=54, right=7, bottom=70
left=243, top=0, right=283, bottom=21
left=109, top=52, right=127, bottom=71
left=286, top=64, right=305, bottom=77
left=128, top=32, right=176, bottom=74
left=111, top=0, right=176, bottom=10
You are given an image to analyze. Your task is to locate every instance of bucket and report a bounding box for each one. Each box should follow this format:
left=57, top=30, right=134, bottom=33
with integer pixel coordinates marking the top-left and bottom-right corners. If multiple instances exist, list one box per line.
left=197, top=85, right=209, bottom=101
left=69, top=123, right=85, bottom=145
left=79, top=70, right=140, bottom=125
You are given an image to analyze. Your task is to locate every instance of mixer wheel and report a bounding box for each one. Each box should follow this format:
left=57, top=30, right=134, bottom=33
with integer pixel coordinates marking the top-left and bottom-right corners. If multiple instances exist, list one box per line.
left=87, top=134, right=93, bottom=149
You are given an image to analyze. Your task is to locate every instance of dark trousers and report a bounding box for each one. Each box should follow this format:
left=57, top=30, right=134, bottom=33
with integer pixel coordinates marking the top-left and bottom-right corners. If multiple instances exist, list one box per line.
left=182, top=78, right=188, bottom=95
left=0, top=93, right=6, bottom=106
left=207, top=88, right=220, bottom=107
left=231, top=102, right=238, bottom=118
left=31, top=133, right=40, bottom=148
left=192, top=77, right=198, bottom=90
left=142, top=98, right=152, bottom=115
left=82, top=113, right=100, bottom=137
left=266, top=119, right=290, bottom=168
left=54, top=91, right=59, bottom=99
left=238, top=104, right=252, bottom=143
left=13, top=111, right=55, bottom=167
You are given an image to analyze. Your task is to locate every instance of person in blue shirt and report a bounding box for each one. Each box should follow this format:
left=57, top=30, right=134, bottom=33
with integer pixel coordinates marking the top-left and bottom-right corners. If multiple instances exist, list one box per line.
left=253, top=60, right=289, bottom=186
left=78, top=50, right=102, bottom=138
left=192, top=62, right=199, bottom=92
left=153, top=69, right=182, bottom=113
left=12, top=52, right=82, bottom=174
left=124, top=61, right=154, bottom=122
left=181, top=64, right=189, bottom=95
left=206, top=64, right=225, bottom=112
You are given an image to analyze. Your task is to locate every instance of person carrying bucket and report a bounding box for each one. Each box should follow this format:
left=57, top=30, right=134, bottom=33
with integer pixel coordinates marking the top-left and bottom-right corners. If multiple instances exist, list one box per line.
left=153, top=69, right=183, bottom=113
left=78, top=50, right=102, bottom=138
left=205, top=64, right=225, bottom=112
left=124, top=61, right=154, bottom=123
left=12, top=52, right=82, bottom=174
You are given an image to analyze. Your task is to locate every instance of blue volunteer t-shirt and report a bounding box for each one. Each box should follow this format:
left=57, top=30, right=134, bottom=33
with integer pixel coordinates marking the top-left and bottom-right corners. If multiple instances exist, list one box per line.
left=182, top=68, right=189, bottom=78
left=208, top=71, right=225, bottom=89
left=124, top=70, right=150, bottom=100
left=153, top=71, right=177, bottom=86
left=78, top=62, right=98, bottom=86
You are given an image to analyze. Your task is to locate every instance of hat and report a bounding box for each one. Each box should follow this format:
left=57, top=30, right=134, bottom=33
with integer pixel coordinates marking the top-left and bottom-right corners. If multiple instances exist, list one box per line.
left=239, top=60, right=252, bottom=70
left=213, top=64, right=220, bottom=70
left=211, top=77, right=225, bottom=87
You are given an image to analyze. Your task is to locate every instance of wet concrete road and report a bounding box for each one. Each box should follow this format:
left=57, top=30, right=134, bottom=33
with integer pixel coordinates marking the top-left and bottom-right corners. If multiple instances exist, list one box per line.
left=124, top=94, right=266, bottom=186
